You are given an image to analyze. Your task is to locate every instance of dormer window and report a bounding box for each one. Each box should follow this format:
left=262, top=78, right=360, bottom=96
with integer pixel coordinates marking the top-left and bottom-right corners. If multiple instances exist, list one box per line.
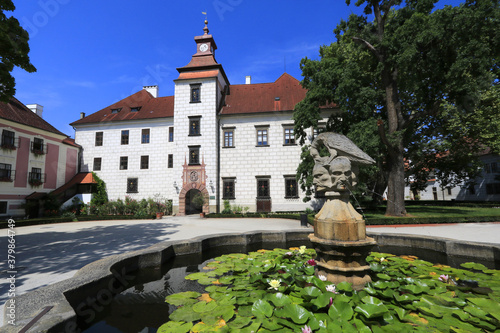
left=111, top=108, right=122, bottom=114
left=130, top=107, right=141, bottom=112
left=190, top=84, right=201, bottom=103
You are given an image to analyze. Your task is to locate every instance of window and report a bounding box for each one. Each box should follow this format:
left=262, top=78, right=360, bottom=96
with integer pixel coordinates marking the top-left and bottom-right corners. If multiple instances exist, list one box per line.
left=169, top=127, right=174, bottom=142
left=95, top=132, right=103, bottom=146
left=485, top=163, right=491, bottom=173
left=283, top=127, right=295, bottom=145
left=190, top=84, right=201, bottom=103
left=223, top=129, right=234, bottom=148
left=111, top=108, right=122, bottom=114
left=131, top=107, right=141, bottom=112
left=223, top=178, right=236, bottom=199
left=120, top=156, right=128, bottom=170
left=141, top=155, right=149, bottom=169
left=0, top=201, right=6, bottom=214
left=0, top=163, right=12, bottom=181
left=468, top=184, right=476, bottom=195
left=168, top=154, right=173, bottom=168
left=141, top=129, right=150, bottom=144
left=486, top=183, right=500, bottom=195
left=93, top=158, right=102, bottom=171
left=31, top=138, right=45, bottom=155
left=257, top=178, right=270, bottom=198
left=189, top=116, right=201, bottom=136
left=121, top=130, right=129, bottom=145
left=28, top=167, right=44, bottom=185
left=256, top=126, right=269, bottom=146
left=492, top=162, right=498, bottom=173
left=1, top=130, right=16, bottom=149
left=311, top=126, right=325, bottom=141
left=285, top=177, right=299, bottom=198
left=127, top=178, right=138, bottom=193
left=189, top=146, right=200, bottom=165
left=447, top=187, right=452, bottom=195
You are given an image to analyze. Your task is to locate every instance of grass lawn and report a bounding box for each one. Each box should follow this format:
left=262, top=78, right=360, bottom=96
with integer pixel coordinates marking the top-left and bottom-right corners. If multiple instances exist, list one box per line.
left=363, top=205, right=500, bottom=219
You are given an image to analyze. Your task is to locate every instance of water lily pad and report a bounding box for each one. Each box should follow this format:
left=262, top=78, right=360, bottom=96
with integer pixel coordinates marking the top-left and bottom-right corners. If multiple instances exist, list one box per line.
left=169, top=305, right=202, bottom=322
left=267, top=292, right=291, bottom=308
left=166, top=291, right=201, bottom=306
left=276, top=303, right=311, bottom=324
left=193, top=301, right=218, bottom=313
left=251, top=299, right=273, bottom=318
left=227, top=316, right=252, bottom=329
left=329, top=300, right=354, bottom=321
left=354, top=303, right=389, bottom=319
left=157, top=321, right=193, bottom=333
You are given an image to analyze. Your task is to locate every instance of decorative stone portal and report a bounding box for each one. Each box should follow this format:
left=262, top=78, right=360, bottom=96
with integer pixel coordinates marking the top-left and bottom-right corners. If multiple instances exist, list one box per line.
left=308, top=132, right=377, bottom=290
left=178, top=157, right=209, bottom=216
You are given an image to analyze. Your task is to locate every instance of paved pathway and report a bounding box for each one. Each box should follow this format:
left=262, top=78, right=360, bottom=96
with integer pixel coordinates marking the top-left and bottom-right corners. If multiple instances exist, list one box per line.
left=1, top=217, right=499, bottom=327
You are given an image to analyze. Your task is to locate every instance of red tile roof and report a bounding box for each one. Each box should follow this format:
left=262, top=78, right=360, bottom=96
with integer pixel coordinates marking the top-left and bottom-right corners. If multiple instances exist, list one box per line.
left=50, top=172, right=96, bottom=197
left=220, top=73, right=307, bottom=115
left=0, top=97, right=67, bottom=136
left=70, top=89, right=174, bottom=126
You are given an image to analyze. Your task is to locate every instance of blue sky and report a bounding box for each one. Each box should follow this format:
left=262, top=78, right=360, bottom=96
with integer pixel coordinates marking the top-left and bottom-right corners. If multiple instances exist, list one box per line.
left=9, top=0, right=463, bottom=138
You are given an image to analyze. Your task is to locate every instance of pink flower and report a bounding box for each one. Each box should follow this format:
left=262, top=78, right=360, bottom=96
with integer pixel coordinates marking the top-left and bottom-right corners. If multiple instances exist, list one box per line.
left=439, top=274, right=449, bottom=282
left=307, top=259, right=317, bottom=266
left=328, top=297, right=333, bottom=308
left=302, top=325, right=312, bottom=333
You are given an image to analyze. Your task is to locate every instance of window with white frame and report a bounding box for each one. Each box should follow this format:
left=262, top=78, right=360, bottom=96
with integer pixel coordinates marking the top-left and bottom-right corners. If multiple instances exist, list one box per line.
left=256, top=126, right=269, bottom=146
left=223, top=128, right=234, bottom=148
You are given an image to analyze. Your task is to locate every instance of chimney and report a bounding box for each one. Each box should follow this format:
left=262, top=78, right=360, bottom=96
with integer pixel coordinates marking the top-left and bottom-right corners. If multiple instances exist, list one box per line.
left=245, top=76, right=251, bottom=85
left=80, top=112, right=85, bottom=119
left=26, top=104, right=44, bottom=118
left=143, top=85, right=159, bottom=98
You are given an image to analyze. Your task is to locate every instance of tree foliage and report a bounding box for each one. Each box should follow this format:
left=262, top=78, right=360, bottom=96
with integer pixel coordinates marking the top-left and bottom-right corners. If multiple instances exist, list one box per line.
left=91, top=172, right=108, bottom=206
left=0, top=1, right=36, bottom=102
left=294, top=0, right=499, bottom=215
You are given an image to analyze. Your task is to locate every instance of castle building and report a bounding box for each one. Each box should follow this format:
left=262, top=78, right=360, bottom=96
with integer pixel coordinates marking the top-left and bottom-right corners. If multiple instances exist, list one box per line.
left=0, top=98, right=81, bottom=217
left=71, top=22, right=332, bottom=215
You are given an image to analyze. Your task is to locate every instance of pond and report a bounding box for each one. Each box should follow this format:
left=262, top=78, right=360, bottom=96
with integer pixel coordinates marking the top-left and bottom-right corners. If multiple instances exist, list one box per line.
left=80, top=241, right=498, bottom=333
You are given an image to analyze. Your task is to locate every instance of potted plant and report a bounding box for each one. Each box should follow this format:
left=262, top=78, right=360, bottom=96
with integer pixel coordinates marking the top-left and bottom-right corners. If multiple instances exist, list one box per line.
left=192, top=192, right=209, bottom=217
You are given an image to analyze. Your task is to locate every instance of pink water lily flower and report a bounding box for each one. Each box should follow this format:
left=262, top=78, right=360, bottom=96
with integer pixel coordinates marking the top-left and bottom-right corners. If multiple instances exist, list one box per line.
left=307, top=259, right=317, bottom=266
left=439, top=274, right=449, bottom=282
left=302, top=325, right=312, bottom=333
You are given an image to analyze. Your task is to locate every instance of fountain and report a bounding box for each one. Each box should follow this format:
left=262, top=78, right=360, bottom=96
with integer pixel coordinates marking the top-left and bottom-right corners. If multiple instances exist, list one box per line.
left=308, top=132, right=377, bottom=290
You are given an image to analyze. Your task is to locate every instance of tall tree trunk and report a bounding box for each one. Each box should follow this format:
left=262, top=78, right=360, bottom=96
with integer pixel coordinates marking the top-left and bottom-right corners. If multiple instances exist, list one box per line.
left=385, top=142, right=407, bottom=216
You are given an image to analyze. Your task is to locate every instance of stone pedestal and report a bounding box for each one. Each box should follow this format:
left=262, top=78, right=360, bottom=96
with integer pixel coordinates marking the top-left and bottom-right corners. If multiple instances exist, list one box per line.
left=310, top=192, right=376, bottom=290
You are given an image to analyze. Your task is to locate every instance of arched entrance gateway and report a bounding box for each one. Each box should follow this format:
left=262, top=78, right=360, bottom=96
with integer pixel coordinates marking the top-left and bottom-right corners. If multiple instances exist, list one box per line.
left=178, top=157, right=210, bottom=216
left=185, top=189, right=202, bottom=215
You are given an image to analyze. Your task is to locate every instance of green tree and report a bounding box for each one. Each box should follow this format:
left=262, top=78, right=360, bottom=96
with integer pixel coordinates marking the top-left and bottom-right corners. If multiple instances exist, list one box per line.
left=294, top=0, right=499, bottom=216
left=0, top=1, right=36, bottom=102
left=91, top=172, right=108, bottom=206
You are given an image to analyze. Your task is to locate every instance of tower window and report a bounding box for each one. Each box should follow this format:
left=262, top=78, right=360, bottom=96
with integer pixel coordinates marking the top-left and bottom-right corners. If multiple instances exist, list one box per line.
left=190, top=84, right=201, bottom=103
left=189, top=116, right=201, bottom=136
left=189, top=146, right=200, bottom=165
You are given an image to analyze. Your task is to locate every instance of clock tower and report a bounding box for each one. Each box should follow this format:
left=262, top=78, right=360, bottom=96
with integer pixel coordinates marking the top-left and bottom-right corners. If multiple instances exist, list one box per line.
left=173, top=20, right=229, bottom=215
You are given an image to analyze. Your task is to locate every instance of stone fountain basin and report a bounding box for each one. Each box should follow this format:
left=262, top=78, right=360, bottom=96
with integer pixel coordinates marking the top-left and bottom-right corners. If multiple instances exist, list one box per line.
left=3, top=230, right=500, bottom=333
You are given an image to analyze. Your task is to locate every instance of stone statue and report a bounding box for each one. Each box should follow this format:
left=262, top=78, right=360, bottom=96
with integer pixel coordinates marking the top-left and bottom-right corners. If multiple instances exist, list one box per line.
left=308, top=132, right=377, bottom=290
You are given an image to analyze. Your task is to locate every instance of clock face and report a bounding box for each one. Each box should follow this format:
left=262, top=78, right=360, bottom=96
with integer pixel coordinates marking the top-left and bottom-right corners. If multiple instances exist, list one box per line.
left=199, top=43, right=208, bottom=52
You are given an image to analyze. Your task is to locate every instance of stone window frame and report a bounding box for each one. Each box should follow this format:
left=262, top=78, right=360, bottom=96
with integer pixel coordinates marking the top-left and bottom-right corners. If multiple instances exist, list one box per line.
left=284, top=175, right=299, bottom=199
left=141, top=128, right=150, bottom=144
left=256, top=176, right=271, bottom=199
left=188, top=145, right=200, bottom=165
left=255, top=125, right=269, bottom=147
left=168, top=154, right=173, bottom=168
left=95, top=132, right=103, bottom=146
left=190, top=83, right=202, bottom=103
left=223, top=127, right=235, bottom=148
left=127, top=178, right=138, bottom=193
left=93, top=157, right=102, bottom=171
left=120, top=156, right=128, bottom=170
left=189, top=116, right=202, bottom=136
left=140, top=155, right=149, bottom=170
left=168, top=127, right=174, bottom=142
left=121, top=130, right=129, bottom=145
left=222, top=177, right=236, bottom=199
left=282, top=124, right=296, bottom=146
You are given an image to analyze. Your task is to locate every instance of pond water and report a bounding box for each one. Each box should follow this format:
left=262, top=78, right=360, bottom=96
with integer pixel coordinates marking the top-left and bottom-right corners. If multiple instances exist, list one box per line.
left=80, top=242, right=496, bottom=333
